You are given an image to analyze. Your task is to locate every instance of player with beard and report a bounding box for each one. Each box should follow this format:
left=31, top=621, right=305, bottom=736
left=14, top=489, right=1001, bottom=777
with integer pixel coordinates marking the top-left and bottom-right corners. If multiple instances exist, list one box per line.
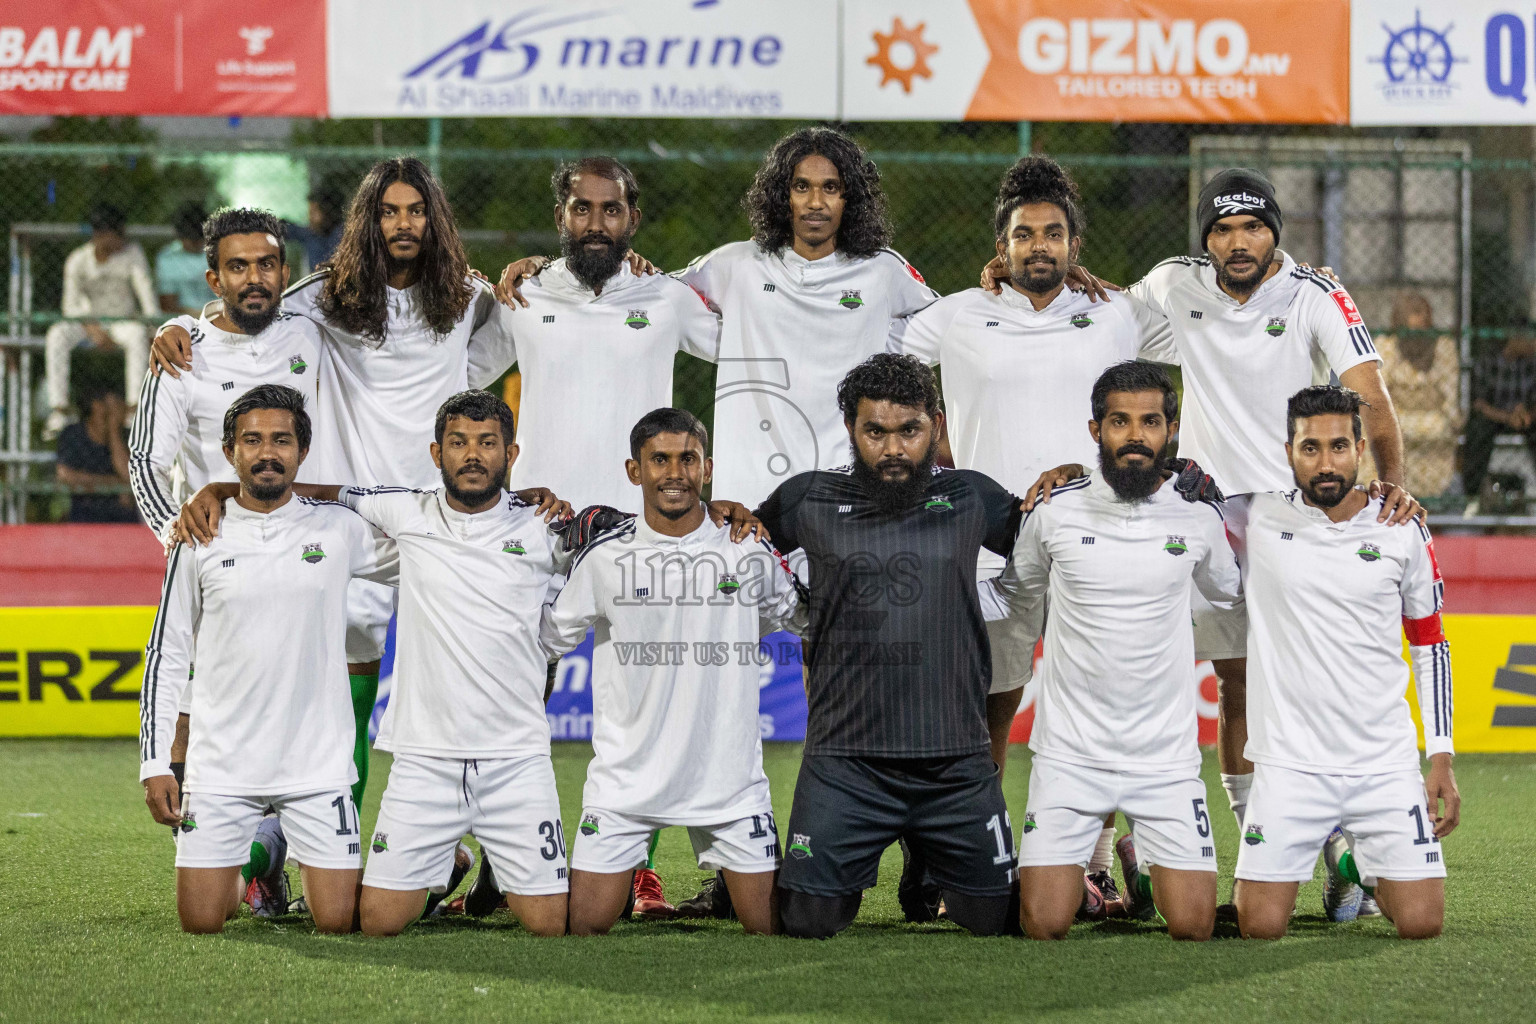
left=139, top=385, right=398, bottom=934
left=1225, top=386, right=1456, bottom=940
left=753, top=354, right=1024, bottom=939
left=171, top=390, right=573, bottom=935
left=149, top=159, right=527, bottom=832
left=992, top=362, right=1241, bottom=940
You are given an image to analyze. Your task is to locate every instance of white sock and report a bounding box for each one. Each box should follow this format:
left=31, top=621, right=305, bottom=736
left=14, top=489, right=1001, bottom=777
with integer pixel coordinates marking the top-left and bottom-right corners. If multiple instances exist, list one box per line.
left=1222, top=772, right=1254, bottom=831
left=1087, top=827, right=1116, bottom=874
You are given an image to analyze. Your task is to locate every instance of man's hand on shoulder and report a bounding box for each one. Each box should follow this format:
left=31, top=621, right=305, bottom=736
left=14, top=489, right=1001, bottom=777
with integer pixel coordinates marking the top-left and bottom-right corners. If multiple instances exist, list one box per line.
left=551, top=504, right=632, bottom=553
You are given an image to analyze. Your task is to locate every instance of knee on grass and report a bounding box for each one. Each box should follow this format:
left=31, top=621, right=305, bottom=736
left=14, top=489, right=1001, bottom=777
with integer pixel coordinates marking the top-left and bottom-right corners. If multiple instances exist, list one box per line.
left=779, top=890, right=860, bottom=939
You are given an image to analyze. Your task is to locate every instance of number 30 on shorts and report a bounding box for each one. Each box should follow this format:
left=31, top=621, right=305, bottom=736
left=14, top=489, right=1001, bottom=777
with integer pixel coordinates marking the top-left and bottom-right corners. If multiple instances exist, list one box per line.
left=538, top=819, right=567, bottom=861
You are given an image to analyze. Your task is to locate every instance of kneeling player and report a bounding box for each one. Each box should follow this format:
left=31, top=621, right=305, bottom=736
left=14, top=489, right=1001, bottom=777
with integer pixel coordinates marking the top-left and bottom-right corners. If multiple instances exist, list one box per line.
left=139, top=385, right=397, bottom=933
left=995, top=363, right=1240, bottom=940
left=1230, top=386, right=1458, bottom=940
left=542, top=409, right=799, bottom=936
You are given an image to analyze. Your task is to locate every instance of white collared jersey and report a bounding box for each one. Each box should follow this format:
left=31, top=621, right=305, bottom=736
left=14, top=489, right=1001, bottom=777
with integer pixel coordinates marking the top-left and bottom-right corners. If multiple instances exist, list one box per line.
left=281, top=271, right=514, bottom=489
left=540, top=513, right=803, bottom=824
left=139, top=497, right=398, bottom=793
left=129, top=312, right=324, bottom=539
left=676, top=241, right=938, bottom=509
left=464, top=259, right=721, bottom=510
left=339, top=486, right=566, bottom=759
left=1129, top=251, right=1381, bottom=495
left=993, top=473, right=1243, bottom=771
left=890, top=285, right=1175, bottom=497
left=1225, top=491, right=1453, bottom=774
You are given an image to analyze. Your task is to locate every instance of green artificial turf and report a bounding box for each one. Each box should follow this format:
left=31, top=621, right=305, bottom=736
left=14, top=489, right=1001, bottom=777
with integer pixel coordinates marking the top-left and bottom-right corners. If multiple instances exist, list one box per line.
left=1, top=741, right=1532, bottom=1023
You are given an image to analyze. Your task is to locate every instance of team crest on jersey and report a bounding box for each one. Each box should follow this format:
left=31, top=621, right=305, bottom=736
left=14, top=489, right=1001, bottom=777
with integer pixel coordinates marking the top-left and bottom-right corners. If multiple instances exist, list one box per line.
left=625, top=309, right=651, bottom=330
left=1023, top=813, right=1037, bottom=834
left=924, top=496, right=954, bottom=513
left=1243, top=824, right=1266, bottom=846
left=179, top=812, right=198, bottom=834
left=1265, top=316, right=1288, bottom=337
left=788, top=833, right=813, bottom=859
left=716, top=573, right=741, bottom=594
left=501, top=539, right=526, bottom=555
left=301, top=543, right=326, bottom=564
left=1070, top=313, right=1093, bottom=329
left=1356, top=542, right=1382, bottom=563
left=839, top=290, right=864, bottom=310
left=1164, top=535, right=1189, bottom=556
left=371, top=831, right=388, bottom=853
left=579, top=813, right=601, bottom=836
left=288, top=354, right=308, bottom=374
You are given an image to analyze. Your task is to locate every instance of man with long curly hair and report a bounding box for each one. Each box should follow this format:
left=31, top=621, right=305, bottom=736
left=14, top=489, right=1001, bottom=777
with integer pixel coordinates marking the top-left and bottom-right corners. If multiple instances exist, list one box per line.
left=147, top=158, right=522, bottom=866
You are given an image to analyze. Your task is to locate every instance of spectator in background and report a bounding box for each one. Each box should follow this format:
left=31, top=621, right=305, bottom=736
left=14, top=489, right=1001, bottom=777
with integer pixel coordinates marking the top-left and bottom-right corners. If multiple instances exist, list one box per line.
left=1363, top=292, right=1461, bottom=497
left=44, top=203, right=158, bottom=440
left=285, top=180, right=346, bottom=272
left=1463, top=329, right=1536, bottom=498
left=54, top=384, right=138, bottom=523
left=155, top=202, right=210, bottom=315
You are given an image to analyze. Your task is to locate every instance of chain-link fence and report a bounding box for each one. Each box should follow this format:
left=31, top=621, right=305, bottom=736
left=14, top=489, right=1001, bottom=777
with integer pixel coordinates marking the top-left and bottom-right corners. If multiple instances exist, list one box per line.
left=4, top=117, right=1535, bottom=523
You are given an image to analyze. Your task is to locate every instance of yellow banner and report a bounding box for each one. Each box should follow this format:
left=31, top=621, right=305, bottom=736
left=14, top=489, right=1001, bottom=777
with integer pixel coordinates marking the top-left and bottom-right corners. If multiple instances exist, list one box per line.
left=3, top=607, right=1535, bottom=753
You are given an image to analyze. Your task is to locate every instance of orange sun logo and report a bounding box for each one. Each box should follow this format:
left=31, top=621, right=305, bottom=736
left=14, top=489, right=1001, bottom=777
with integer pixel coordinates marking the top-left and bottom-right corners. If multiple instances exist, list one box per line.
left=867, top=18, right=938, bottom=94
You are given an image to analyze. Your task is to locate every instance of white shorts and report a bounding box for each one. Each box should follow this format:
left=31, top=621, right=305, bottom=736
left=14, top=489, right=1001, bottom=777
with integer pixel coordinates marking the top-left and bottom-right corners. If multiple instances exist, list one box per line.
left=1191, top=582, right=1247, bottom=662
left=570, top=806, right=781, bottom=875
left=175, top=788, right=361, bottom=870
left=1017, top=756, right=1217, bottom=873
left=345, top=578, right=396, bottom=664
left=363, top=752, right=568, bottom=896
left=1235, top=763, right=1446, bottom=885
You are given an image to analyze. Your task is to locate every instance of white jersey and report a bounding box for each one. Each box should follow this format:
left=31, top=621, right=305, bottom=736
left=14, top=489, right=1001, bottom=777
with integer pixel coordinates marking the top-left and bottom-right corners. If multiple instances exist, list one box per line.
left=994, top=473, right=1243, bottom=771
left=129, top=311, right=324, bottom=539
left=61, top=241, right=158, bottom=319
left=1130, top=251, right=1381, bottom=495
left=540, top=513, right=802, bottom=824
left=339, top=486, right=564, bottom=759
left=677, top=241, right=937, bottom=509
left=891, top=284, right=1174, bottom=495
left=466, top=259, right=721, bottom=510
left=282, top=271, right=514, bottom=489
left=1226, top=491, right=1453, bottom=774
left=139, top=496, right=398, bottom=793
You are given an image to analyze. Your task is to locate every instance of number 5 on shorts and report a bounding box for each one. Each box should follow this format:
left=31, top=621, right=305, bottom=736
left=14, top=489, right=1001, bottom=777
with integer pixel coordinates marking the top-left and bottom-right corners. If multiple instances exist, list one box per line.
left=1192, top=798, right=1210, bottom=838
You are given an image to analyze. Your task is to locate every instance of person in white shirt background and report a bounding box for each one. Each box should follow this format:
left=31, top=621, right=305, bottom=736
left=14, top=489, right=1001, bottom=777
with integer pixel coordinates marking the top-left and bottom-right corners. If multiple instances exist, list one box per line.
left=542, top=408, right=802, bottom=936
left=994, top=362, right=1242, bottom=941
left=1226, top=385, right=1457, bottom=940
left=46, top=202, right=159, bottom=439
left=139, top=384, right=398, bottom=934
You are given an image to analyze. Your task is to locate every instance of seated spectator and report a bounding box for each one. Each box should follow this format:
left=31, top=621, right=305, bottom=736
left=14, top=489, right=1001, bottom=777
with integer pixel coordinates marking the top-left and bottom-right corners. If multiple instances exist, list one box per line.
left=1365, top=292, right=1461, bottom=497
left=284, top=180, right=346, bottom=272
left=155, top=201, right=210, bottom=316
left=1463, top=329, right=1536, bottom=498
left=44, top=203, right=158, bottom=440
left=55, top=385, right=138, bottom=523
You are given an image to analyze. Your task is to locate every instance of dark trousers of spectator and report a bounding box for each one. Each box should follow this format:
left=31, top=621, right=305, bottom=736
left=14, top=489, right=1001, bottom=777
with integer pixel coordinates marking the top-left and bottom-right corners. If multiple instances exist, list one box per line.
left=1463, top=411, right=1536, bottom=495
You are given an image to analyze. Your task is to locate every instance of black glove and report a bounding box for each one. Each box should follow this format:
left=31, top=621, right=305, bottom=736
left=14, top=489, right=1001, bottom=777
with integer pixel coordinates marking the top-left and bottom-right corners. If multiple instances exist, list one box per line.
left=1166, top=457, right=1225, bottom=505
left=551, top=504, right=632, bottom=553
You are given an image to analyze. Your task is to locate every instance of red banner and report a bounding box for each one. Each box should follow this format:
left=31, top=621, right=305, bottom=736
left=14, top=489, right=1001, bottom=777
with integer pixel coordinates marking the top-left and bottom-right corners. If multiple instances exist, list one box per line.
left=0, top=2, right=326, bottom=116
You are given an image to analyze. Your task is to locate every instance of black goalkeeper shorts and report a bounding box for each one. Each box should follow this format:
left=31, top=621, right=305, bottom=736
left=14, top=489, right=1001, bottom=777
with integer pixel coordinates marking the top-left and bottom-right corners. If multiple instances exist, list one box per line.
left=778, top=752, right=1016, bottom=898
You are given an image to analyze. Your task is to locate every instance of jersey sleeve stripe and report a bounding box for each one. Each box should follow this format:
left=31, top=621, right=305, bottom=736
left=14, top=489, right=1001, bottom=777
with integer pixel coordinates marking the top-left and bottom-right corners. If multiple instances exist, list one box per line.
left=569, top=520, right=637, bottom=574
left=128, top=371, right=178, bottom=529
left=1290, top=268, right=1334, bottom=293
left=140, top=543, right=183, bottom=761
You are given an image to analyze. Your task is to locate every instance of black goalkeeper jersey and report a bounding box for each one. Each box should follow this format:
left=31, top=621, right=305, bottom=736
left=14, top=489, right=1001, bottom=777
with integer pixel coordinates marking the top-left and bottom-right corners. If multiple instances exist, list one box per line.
left=756, top=466, right=1022, bottom=758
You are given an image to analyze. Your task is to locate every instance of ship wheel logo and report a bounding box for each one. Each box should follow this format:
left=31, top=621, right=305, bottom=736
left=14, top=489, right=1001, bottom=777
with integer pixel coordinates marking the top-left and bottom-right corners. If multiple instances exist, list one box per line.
left=867, top=18, right=938, bottom=94
left=1370, top=9, right=1464, bottom=87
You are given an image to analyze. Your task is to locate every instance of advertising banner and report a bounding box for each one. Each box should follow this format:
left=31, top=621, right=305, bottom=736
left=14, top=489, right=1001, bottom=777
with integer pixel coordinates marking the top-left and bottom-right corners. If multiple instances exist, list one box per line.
left=0, top=1, right=327, bottom=116
left=843, top=0, right=1351, bottom=123
left=324, top=0, right=837, bottom=119
left=1351, top=1, right=1536, bottom=125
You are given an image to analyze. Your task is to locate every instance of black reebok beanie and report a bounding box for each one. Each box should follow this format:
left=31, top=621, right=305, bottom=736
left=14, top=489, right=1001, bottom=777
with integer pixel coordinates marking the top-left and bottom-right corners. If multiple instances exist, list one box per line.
left=1198, top=168, right=1282, bottom=251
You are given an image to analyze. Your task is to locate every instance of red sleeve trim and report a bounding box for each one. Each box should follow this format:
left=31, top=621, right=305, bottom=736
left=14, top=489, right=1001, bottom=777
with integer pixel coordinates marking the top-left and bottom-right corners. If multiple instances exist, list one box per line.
left=1403, top=613, right=1446, bottom=647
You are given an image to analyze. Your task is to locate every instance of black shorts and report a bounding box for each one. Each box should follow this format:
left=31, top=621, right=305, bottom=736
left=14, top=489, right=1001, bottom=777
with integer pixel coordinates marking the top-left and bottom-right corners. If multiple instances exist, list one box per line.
left=778, top=752, right=1015, bottom=898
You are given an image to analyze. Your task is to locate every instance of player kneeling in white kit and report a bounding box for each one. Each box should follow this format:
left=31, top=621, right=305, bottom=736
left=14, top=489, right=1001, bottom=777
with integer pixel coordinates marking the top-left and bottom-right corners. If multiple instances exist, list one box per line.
left=139, top=385, right=398, bottom=933
left=1229, top=385, right=1459, bottom=940
left=542, top=409, right=802, bottom=935
left=994, top=362, right=1241, bottom=940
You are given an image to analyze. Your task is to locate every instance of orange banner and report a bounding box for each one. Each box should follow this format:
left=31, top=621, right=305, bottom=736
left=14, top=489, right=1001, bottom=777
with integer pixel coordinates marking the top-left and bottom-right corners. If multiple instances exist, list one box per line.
left=963, top=0, right=1348, bottom=123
